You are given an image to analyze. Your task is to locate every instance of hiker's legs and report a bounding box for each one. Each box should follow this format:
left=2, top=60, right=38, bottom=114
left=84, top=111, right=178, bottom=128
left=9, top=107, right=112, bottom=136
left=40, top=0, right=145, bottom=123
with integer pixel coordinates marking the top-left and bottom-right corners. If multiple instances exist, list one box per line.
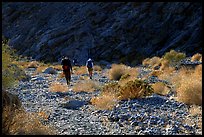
left=64, top=71, right=70, bottom=85
left=90, top=70, right=92, bottom=79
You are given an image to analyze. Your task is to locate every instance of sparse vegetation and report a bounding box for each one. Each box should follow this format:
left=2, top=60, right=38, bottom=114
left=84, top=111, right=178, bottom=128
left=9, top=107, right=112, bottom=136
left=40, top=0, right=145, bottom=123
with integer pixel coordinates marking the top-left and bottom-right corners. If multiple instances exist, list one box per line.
left=109, top=64, right=126, bottom=80
left=94, top=65, right=102, bottom=71
left=152, top=82, right=170, bottom=95
left=90, top=92, right=118, bottom=110
left=162, top=49, right=186, bottom=66
left=72, top=80, right=101, bottom=92
left=2, top=91, right=55, bottom=135
left=191, top=53, right=202, bottom=62
left=49, top=82, right=68, bottom=92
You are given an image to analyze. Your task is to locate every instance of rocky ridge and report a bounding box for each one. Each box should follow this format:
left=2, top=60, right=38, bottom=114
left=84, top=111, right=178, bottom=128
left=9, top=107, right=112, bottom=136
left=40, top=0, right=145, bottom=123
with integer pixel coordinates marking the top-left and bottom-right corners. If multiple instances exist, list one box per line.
left=2, top=2, right=202, bottom=65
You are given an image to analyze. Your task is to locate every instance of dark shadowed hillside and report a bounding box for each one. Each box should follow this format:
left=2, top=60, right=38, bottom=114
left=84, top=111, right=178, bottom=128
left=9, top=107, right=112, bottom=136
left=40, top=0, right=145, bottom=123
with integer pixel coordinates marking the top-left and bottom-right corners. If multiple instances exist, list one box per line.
left=2, top=2, right=202, bottom=65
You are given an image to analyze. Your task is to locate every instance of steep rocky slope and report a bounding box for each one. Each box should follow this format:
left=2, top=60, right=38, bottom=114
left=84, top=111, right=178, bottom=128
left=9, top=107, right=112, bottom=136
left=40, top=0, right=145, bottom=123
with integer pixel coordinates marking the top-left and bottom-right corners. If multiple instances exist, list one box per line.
left=2, top=2, right=202, bottom=65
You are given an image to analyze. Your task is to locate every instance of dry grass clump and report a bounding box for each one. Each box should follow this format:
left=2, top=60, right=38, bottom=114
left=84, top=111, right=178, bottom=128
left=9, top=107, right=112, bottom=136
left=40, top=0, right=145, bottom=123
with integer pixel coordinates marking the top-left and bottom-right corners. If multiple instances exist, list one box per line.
left=94, top=65, right=102, bottom=71
left=157, top=67, right=175, bottom=81
left=27, top=61, right=40, bottom=68
left=191, top=53, right=202, bottom=62
left=49, top=82, right=68, bottom=92
left=148, top=70, right=163, bottom=77
left=74, top=66, right=87, bottom=75
left=194, top=64, right=202, bottom=80
left=152, top=82, right=170, bottom=95
left=72, top=80, right=101, bottom=92
left=90, top=92, right=118, bottom=110
left=176, top=79, right=202, bottom=106
left=118, top=67, right=139, bottom=86
left=109, top=64, right=126, bottom=80
left=2, top=91, right=55, bottom=135
left=53, top=64, right=63, bottom=71
left=35, top=66, right=48, bottom=73
left=142, top=56, right=161, bottom=68
left=160, top=59, right=170, bottom=70
left=175, top=66, right=202, bottom=105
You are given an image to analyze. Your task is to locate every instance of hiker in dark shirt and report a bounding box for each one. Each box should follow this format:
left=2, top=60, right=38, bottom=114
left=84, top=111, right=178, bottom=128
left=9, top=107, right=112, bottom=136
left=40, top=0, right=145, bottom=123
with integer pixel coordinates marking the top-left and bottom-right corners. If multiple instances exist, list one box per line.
left=61, top=56, right=73, bottom=85
left=86, top=58, right=94, bottom=79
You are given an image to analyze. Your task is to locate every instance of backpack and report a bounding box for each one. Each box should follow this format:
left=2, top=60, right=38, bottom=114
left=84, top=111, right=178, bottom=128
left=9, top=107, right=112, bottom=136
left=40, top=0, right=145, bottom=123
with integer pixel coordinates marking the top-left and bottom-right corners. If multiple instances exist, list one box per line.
left=87, top=60, right=93, bottom=68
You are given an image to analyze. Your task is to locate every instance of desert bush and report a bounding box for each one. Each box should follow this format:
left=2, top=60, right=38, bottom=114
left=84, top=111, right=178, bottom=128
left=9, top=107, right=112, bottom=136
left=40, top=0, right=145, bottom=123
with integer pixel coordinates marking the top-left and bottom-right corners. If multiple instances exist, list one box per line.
left=27, top=61, right=39, bottom=68
left=118, top=79, right=154, bottom=100
left=158, top=67, right=176, bottom=81
left=148, top=70, right=163, bottom=77
left=74, top=66, right=87, bottom=75
left=72, top=80, right=101, bottom=92
left=108, top=64, right=127, bottom=80
left=152, top=82, right=170, bottom=95
left=49, top=82, right=68, bottom=92
left=194, top=64, right=202, bottom=80
left=162, top=49, right=186, bottom=66
left=118, top=67, right=139, bottom=86
left=160, top=59, right=170, bottom=70
left=191, top=53, right=202, bottom=62
left=2, top=42, right=17, bottom=89
left=176, top=74, right=202, bottom=105
left=90, top=92, right=118, bottom=110
left=102, top=79, right=153, bottom=100
left=142, top=58, right=150, bottom=66
left=94, top=65, right=102, bottom=71
left=53, top=64, right=63, bottom=71
left=2, top=91, right=55, bottom=135
left=142, top=57, right=161, bottom=68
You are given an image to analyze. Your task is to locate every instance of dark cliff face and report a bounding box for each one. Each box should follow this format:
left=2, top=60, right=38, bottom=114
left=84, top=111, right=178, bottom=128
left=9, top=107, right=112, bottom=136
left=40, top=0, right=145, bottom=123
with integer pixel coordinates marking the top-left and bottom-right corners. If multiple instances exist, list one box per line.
left=2, top=2, right=202, bottom=65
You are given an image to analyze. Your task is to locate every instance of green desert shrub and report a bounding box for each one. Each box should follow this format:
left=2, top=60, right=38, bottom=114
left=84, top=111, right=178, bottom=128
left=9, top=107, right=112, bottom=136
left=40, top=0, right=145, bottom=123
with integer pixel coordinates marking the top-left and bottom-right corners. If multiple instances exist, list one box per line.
left=2, top=41, right=16, bottom=89
left=162, top=49, right=186, bottom=66
left=101, top=79, right=153, bottom=101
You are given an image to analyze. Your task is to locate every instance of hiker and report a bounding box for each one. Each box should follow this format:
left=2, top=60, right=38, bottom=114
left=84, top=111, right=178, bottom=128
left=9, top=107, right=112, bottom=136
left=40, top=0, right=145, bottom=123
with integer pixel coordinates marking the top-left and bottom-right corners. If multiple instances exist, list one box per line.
left=61, top=56, right=73, bottom=85
left=86, top=58, right=94, bottom=79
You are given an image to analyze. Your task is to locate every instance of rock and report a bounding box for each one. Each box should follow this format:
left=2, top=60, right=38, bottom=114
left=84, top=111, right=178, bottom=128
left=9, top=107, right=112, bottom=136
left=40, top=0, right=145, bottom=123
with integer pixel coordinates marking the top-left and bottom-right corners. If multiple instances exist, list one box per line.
left=43, top=67, right=57, bottom=74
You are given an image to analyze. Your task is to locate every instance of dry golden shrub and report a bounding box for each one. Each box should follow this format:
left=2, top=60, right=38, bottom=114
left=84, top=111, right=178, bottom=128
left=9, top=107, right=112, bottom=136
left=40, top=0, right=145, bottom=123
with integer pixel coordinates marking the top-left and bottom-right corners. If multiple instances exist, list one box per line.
left=176, top=74, right=202, bottom=105
left=12, top=61, right=30, bottom=69
left=74, top=66, right=87, bottom=75
left=53, top=65, right=63, bottom=71
left=142, top=58, right=150, bottom=66
left=27, top=61, right=39, bottom=68
left=35, top=66, right=48, bottom=73
left=2, top=91, right=55, bottom=135
left=149, top=56, right=161, bottom=68
left=152, top=82, right=170, bottom=95
left=90, top=92, right=118, bottom=110
left=142, top=57, right=162, bottom=68
left=49, top=82, right=68, bottom=92
left=191, top=53, right=202, bottom=62
left=94, top=65, right=102, bottom=71
left=72, top=80, right=101, bottom=92
left=158, top=67, right=175, bottom=81
left=194, top=64, right=202, bottom=80
left=149, top=70, right=163, bottom=77
left=189, top=105, right=202, bottom=116
left=119, top=67, right=139, bottom=86
left=160, top=59, right=170, bottom=70
left=108, top=64, right=127, bottom=80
